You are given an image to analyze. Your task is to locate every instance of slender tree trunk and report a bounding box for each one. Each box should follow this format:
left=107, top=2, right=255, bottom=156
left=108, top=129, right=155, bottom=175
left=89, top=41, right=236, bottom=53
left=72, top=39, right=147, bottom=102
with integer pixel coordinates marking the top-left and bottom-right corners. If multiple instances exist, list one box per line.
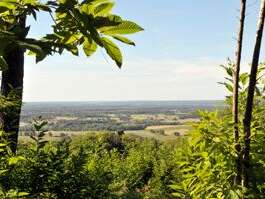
left=242, top=0, right=265, bottom=187
left=0, top=18, right=25, bottom=153
left=233, top=0, right=246, bottom=185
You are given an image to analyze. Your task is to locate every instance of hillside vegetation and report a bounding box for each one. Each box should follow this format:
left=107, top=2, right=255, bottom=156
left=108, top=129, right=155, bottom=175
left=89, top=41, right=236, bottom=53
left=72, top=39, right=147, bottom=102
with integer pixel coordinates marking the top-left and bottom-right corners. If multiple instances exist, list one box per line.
left=1, top=0, right=265, bottom=198
left=1, top=92, right=265, bottom=198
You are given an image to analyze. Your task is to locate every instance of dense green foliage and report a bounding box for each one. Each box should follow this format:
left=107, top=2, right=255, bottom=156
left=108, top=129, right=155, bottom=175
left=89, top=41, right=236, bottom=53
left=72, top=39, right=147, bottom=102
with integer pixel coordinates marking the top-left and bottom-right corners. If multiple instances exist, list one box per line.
left=0, top=0, right=143, bottom=69
left=0, top=131, right=28, bottom=198
left=1, top=118, right=180, bottom=198
left=170, top=110, right=265, bottom=198
left=1, top=105, right=265, bottom=198
left=170, top=63, right=265, bottom=198
left=1, top=105, right=264, bottom=199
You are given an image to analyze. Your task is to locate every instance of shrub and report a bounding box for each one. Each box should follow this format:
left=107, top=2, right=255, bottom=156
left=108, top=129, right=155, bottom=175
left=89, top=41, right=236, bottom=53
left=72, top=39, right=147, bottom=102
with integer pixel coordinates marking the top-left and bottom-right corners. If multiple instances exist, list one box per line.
left=3, top=120, right=179, bottom=198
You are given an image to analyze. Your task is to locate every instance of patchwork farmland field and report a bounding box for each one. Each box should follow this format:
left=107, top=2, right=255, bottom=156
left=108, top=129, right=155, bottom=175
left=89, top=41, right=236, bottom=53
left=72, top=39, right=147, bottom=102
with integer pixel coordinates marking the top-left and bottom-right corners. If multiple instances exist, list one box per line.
left=19, top=101, right=223, bottom=140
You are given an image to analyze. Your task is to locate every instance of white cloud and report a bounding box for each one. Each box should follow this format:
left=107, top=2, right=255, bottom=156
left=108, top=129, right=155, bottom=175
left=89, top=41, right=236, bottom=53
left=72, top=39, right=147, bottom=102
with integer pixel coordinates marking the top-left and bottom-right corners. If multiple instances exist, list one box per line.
left=23, top=56, right=227, bottom=101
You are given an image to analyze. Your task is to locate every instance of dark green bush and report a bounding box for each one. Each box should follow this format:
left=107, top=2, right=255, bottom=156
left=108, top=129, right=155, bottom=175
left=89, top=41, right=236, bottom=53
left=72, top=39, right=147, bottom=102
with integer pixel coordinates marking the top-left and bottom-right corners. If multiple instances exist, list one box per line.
left=3, top=121, right=179, bottom=199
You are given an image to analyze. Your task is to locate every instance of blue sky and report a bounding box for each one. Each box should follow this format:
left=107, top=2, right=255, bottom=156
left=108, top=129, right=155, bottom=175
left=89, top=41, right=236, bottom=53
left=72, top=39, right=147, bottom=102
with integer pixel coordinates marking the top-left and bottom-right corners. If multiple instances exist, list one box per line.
left=23, top=0, right=263, bottom=101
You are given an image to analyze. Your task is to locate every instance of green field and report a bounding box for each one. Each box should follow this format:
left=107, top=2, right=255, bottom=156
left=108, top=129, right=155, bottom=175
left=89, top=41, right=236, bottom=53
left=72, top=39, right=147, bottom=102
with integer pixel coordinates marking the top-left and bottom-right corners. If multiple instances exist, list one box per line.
left=126, top=124, right=193, bottom=141
left=19, top=122, right=194, bottom=143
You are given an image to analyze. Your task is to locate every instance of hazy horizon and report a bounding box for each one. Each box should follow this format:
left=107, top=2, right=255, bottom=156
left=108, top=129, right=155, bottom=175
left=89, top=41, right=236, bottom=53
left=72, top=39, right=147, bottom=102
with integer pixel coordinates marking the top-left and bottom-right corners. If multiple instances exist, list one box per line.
left=22, top=99, right=224, bottom=103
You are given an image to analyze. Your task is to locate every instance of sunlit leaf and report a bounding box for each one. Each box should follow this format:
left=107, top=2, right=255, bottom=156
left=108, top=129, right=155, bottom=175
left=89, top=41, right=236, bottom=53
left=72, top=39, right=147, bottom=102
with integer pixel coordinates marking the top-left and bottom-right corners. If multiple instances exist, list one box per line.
left=100, top=20, right=144, bottom=35
left=102, top=37, right=122, bottom=67
left=112, top=35, right=135, bottom=46
left=83, top=37, right=97, bottom=57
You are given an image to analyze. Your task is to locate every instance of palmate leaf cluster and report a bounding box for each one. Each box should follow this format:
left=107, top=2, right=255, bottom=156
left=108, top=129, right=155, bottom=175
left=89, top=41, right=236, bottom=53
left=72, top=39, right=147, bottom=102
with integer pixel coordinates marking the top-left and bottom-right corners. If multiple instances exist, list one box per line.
left=219, top=60, right=265, bottom=100
left=0, top=0, right=143, bottom=70
left=170, top=62, right=265, bottom=198
left=170, top=111, right=242, bottom=199
left=29, top=116, right=49, bottom=152
left=170, top=110, right=265, bottom=198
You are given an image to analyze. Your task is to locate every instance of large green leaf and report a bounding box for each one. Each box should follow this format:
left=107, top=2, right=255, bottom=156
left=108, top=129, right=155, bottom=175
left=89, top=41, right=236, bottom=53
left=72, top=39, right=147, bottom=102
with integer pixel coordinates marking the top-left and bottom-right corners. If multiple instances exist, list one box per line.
left=220, top=64, right=233, bottom=77
left=94, top=2, right=114, bottom=16
left=80, top=0, right=109, bottom=15
left=0, top=56, right=8, bottom=71
left=83, top=37, right=97, bottom=56
left=240, top=73, right=249, bottom=86
left=0, top=1, right=16, bottom=10
left=112, top=35, right=135, bottom=46
left=99, top=20, right=144, bottom=35
left=102, top=37, right=122, bottom=67
left=70, top=46, right=79, bottom=56
left=226, top=190, right=240, bottom=199
left=64, top=34, right=81, bottom=44
left=80, top=3, right=93, bottom=15
left=17, top=41, right=44, bottom=55
left=17, top=41, right=51, bottom=63
left=8, top=156, right=25, bottom=166
left=93, top=15, right=122, bottom=28
left=72, top=9, right=103, bottom=46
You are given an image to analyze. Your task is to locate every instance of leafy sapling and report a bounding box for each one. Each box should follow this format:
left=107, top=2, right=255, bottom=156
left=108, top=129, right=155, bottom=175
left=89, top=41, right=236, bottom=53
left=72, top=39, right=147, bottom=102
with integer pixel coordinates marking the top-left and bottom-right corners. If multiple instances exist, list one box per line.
left=30, top=116, right=49, bottom=152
